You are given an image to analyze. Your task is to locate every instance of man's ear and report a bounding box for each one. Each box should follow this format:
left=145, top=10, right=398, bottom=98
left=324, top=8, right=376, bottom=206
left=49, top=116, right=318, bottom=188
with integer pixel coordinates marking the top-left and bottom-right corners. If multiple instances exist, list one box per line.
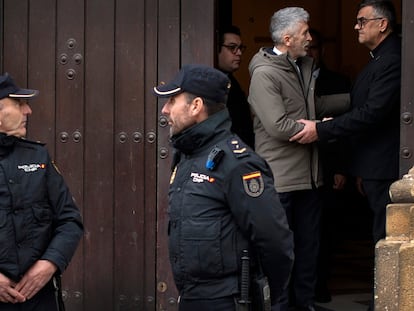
left=283, top=34, right=292, bottom=47
left=189, top=97, right=204, bottom=116
left=190, top=97, right=209, bottom=122
left=379, top=19, right=389, bottom=33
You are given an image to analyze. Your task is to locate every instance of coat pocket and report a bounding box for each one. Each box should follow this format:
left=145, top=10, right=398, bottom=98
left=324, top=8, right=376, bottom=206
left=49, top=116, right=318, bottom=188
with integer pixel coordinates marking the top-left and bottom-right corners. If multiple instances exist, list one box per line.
left=30, top=202, right=53, bottom=251
left=0, top=209, right=12, bottom=258
left=181, top=217, right=222, bottom=277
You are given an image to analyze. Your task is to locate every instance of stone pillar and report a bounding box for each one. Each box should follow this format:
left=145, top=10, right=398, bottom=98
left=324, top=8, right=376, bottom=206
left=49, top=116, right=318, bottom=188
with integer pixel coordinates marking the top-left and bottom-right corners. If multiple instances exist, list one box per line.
left=375, top=166, right=414, bottom=310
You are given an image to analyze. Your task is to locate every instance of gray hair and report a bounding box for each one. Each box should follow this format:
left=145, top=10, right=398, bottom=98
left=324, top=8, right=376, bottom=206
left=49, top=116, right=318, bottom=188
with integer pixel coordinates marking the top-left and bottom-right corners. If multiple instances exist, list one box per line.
left=269, top=7, right=310, bottom=44
left=359, top=0, right=396, bottom=31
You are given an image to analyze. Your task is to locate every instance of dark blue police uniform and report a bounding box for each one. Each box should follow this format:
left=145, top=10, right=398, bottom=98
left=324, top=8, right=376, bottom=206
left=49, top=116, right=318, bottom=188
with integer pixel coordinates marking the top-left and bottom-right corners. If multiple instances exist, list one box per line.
left=167, top=109, right=294, bottom=310
left=0, top=133, right=83, bottom=310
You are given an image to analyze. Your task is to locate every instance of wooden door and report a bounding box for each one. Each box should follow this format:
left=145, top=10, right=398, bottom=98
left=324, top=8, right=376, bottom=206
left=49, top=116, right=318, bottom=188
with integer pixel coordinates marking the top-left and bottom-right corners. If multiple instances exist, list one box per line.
left=155, top=1, right=215, bottom=309
left=400, top=0, right=414, bottom=176
left=0, top=0, right=215, bottom=310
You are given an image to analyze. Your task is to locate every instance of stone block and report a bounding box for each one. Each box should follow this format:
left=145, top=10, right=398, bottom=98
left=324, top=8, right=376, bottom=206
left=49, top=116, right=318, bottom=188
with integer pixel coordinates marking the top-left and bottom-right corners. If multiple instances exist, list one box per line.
left=374, top=240, right=403, bottom=311
left=410, top=206, right=414, bottom=241
left=386, top=204, right=412, bottom=241
left=398, top=243, right=414, bottom=311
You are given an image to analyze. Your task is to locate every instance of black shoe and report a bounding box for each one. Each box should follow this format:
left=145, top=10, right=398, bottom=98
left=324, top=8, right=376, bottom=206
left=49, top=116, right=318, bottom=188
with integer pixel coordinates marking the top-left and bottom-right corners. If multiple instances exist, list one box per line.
left=315, top=287, right=332, bottom=303
left=314, top=281, right=332, bottom=303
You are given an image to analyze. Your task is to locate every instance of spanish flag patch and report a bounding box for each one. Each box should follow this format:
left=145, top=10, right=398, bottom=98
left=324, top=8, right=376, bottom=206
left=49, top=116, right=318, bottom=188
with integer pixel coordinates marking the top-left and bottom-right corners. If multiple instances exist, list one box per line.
left=242, top=171, right=264, bottom=197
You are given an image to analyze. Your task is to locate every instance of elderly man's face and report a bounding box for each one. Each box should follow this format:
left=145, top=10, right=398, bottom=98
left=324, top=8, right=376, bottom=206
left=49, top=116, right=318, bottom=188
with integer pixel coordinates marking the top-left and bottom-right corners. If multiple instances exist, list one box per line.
left=161, top=93, right=197, bottom=137
left=0, top=97, right=32, bottom=138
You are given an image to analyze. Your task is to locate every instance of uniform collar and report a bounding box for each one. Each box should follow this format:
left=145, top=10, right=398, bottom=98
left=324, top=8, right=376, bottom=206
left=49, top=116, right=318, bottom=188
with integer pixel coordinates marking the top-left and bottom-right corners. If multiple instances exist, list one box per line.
left=369, top=32, right=400, bottom=60
left=0, top=133, right=18, bottom=157
left=171, top=109, right=231, bottom=154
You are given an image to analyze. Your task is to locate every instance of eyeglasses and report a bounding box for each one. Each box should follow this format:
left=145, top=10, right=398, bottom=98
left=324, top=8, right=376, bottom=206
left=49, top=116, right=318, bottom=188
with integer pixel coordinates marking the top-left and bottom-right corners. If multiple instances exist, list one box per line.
left=355, top=17, right=383, bottom=28
left=221, top=44, right=247, bottom=54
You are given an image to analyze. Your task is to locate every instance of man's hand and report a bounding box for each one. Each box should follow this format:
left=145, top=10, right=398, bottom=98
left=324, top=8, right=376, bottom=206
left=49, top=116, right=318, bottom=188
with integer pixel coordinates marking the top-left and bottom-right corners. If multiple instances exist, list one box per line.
left=289, top=119, right=318, bottom=144
left=356, top=176, right=366, bottom=196
left=333, top=174, right=346, bottom=190
left=14, top=260, right=57, bottom=300
left=0, top=272, right=26, bottom=303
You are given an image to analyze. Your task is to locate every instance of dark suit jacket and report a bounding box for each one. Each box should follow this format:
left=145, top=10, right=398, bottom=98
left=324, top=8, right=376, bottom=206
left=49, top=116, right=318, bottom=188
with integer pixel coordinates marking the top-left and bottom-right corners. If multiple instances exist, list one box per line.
left=226, top=74, right=255, bottom=149
left=316, top=33, right=401, bottom=180
left=314, top=65, right=351, bottom=180
left=315, top=64, right=351, bottom=97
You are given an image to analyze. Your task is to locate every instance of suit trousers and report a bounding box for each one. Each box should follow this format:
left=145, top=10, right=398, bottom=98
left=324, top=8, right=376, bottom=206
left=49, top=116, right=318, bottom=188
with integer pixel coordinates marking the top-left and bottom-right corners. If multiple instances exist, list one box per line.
left=361, top=179, right=394, bottom=245
left=361, top=178, right=395, bottom=311
left=278, top=189, right=322, bottom=309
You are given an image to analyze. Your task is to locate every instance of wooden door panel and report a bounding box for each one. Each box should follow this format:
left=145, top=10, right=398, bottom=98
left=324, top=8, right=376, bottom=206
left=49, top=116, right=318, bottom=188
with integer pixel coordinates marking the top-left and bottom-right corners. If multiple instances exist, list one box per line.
left=56, top=0, right=85, bottom=309
left=27, top=0, right=57, bottom=149
left=156, top=0, right=181, bottom=308
left=181, top=0, right=215, bottom=65
left=83, top=0, right=115, bottom=310
left=2, top=0, right=28, bottom=81
left=400, top=0, right=414, bottom=176
left=155, top=1, right=216, bottom=310
left=142, top=0, right=158, bottom=309
left=113, top=0, right=150, bottom=309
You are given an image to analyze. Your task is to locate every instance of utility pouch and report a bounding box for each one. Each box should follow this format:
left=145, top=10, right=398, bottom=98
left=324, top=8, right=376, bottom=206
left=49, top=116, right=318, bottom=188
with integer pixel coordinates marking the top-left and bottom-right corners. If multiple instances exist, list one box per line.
left=53, top=275, right=66, bottom=311
left=235, top=299, right=251, bottom=311
left=251, top=273, right=271, bottom=311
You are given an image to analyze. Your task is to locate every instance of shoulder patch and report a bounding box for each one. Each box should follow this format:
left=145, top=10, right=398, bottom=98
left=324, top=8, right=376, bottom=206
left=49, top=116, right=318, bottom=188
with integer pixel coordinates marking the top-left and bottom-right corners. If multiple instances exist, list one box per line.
left=227, top=138, right=249, bottom=159
left=242, top=171, right=264, bottom=197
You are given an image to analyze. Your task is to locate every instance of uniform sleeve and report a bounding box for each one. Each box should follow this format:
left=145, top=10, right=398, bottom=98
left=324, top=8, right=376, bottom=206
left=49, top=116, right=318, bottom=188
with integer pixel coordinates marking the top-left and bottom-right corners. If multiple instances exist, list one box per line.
left=41, top=153, right=84, bottom=274
left=248, top=69, right=304, bottom=140
left=224, top=157, right=294, bottom=303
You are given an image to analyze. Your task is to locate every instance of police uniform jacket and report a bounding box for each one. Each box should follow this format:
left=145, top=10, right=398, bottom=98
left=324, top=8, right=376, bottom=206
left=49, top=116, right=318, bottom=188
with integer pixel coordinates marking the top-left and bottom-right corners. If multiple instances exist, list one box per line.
left=168, top=109, right=294, bottom=303
left=0, top=133, right=83, bottom=282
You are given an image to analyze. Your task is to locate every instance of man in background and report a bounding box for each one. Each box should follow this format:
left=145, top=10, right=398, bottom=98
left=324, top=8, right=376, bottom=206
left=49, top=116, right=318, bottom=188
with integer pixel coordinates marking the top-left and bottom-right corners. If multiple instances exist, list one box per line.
left=217, top=25, right=255, bottom=149
left=307, top=28, right=351, bottom=304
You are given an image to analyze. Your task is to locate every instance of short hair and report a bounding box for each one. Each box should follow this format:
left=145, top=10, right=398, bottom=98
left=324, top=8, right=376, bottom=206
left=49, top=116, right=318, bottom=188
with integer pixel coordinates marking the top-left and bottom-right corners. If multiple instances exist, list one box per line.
left=218, top=25, right=241, bottom=47
left=184, top=92, right=226, bottom=116
left=269, top=7, right=310, bottom=45
left=359, top=0, right=397, bottom=31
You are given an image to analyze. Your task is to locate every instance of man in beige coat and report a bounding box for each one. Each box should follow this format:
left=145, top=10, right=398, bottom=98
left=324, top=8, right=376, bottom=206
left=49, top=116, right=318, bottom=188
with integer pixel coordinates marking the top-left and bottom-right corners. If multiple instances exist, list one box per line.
left=248, top=7, right=321, bottom=311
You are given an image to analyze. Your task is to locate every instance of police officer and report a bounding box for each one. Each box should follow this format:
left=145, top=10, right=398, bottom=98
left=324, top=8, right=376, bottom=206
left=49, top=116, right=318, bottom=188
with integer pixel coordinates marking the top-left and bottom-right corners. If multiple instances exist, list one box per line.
left=153, top=64, right=294, bottom=311
left=0, top=73, right=83, bottom=310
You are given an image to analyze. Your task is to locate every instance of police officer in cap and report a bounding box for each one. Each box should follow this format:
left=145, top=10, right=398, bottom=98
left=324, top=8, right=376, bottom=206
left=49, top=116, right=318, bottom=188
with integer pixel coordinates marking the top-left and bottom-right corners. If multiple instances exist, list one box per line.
left=0, top=73, right=83, bottom=310
left=153, top=64, right=294, bottom=311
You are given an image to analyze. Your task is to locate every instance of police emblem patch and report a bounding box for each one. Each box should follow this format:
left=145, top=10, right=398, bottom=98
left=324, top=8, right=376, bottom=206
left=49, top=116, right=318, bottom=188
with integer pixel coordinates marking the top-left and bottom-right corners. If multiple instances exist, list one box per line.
left=242, top=171, right=264, bottom=197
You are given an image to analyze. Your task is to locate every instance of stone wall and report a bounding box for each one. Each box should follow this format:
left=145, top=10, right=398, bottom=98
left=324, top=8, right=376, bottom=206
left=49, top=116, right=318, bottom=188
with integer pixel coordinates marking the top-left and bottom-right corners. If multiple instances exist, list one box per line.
left=375, top=167, right=414, bottom=310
